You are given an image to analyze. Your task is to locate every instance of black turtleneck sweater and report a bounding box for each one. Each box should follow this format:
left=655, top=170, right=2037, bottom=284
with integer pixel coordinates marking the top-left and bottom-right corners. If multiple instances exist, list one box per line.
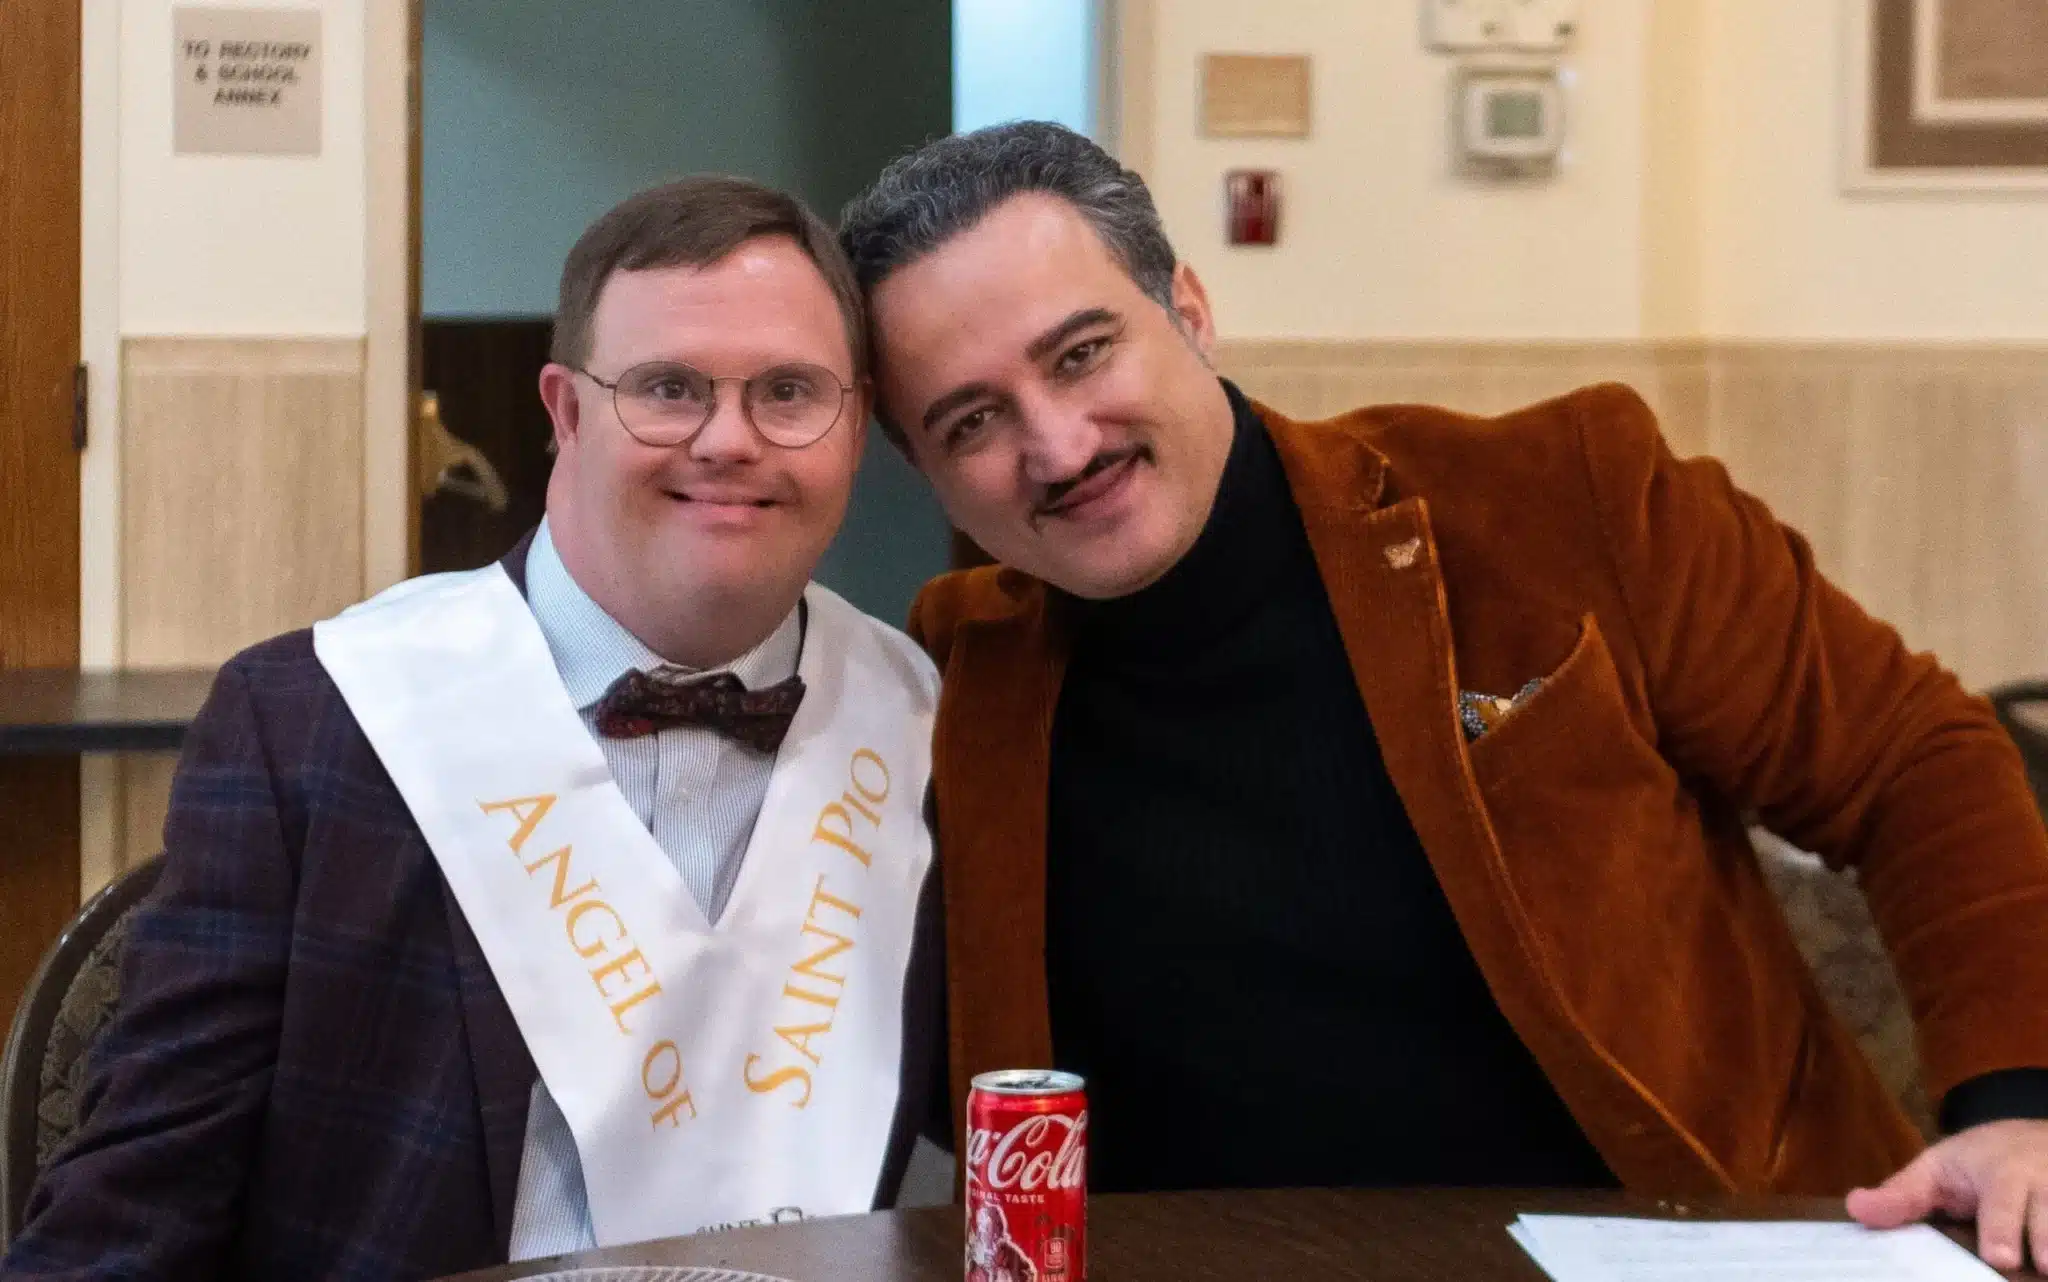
left=1045, top=380, right=1616, bottom=1193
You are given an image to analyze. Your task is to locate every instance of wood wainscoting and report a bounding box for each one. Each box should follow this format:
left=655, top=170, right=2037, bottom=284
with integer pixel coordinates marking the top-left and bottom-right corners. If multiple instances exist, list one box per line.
left=1216, top=339, right=2048, bottom=694
left=89, top=336, right=369, bottom=895
left=1219, top=339, right=1712, bottom=455
left=122, top=337, right=368, bottom=666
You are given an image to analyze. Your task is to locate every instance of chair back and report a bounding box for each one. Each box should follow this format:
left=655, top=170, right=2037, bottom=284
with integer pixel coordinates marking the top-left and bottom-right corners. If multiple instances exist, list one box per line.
left=1988, top=680, right=2048, bottom=811
left=0, top=855, right=163, bottom=1248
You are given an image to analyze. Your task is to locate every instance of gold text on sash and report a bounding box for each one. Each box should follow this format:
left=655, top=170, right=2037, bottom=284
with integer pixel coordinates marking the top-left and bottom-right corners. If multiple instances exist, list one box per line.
left=479, top=793, right=696, bottom=1130
left=743, top=748, right=890, bottom=1108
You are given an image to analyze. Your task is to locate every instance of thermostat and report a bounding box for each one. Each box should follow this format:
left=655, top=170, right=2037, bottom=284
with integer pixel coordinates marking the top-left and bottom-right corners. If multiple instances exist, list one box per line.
left=1453, top=65, right=1565, bottom=175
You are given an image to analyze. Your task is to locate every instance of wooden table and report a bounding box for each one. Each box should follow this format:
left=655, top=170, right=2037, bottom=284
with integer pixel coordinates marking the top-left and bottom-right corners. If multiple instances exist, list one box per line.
left=0, top=667, right=217, bottom=755
left=438, top=1189, right=2017, bottom=1281
left=0, top=666, right=217, bottom=1027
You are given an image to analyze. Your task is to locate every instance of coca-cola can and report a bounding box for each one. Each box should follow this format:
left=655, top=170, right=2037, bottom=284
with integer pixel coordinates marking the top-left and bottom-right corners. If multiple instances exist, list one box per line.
left=964, top=1069, right=1087, bottom=1282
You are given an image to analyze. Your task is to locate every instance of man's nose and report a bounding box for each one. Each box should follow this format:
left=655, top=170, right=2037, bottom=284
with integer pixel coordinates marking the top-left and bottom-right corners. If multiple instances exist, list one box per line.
left=686, top=388, right=766, bottom=465
left=1017, top=404, right=1106, bottom=488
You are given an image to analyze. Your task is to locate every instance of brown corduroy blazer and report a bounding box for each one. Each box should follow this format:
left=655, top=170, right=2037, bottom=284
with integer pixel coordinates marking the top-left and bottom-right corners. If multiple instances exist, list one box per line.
left=907, top=381, right=2048, bottom=1196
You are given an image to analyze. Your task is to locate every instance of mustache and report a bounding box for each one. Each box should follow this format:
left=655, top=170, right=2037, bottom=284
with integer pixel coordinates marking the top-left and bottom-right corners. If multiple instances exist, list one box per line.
left=1034, top=446, right=1146, bottom=516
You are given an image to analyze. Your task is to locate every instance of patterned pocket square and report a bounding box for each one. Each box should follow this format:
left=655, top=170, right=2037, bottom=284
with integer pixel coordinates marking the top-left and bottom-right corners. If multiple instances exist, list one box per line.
left=1458, top=677, right=1545, bottom=741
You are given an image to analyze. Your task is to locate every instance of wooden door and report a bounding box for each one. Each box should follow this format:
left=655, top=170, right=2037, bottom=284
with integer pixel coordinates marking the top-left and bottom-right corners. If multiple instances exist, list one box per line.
left=0, top=0, right=84, bottom=1021
left=418, top=319, right=553, bottom=574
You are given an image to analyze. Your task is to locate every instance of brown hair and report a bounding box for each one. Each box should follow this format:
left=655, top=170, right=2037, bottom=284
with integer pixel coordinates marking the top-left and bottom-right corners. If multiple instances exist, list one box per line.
left=551, top=176, right=867, bottom=376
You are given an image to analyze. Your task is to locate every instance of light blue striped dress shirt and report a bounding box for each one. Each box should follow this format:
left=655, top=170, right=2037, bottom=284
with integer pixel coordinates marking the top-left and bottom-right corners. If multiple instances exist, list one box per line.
left=506, top=520, right=801, bottom=1260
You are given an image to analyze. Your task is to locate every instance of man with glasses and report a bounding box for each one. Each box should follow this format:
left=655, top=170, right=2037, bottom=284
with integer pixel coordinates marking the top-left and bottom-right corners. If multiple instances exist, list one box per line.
left=5, top=177, right=944, bottom=1282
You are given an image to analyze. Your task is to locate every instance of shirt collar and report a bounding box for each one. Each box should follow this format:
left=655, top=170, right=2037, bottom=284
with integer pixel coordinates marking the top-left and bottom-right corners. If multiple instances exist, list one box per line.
left=524, top=518, right=802, bottom=711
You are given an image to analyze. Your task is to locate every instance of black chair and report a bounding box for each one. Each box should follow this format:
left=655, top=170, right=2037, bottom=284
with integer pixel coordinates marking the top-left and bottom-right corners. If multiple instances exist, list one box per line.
left=0, top=855, right=163, bottom=1249
left=1989, top=680, right=2048, bottom=811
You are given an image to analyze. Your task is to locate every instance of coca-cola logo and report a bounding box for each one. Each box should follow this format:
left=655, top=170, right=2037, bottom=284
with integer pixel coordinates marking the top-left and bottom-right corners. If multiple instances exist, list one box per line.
left=966, top=1110, right=1088, bottom=1192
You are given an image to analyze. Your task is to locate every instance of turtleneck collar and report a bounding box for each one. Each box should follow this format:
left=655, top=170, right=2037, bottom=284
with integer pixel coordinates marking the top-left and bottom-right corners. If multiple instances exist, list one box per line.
left=1061, top=378, right=1309, bottom=655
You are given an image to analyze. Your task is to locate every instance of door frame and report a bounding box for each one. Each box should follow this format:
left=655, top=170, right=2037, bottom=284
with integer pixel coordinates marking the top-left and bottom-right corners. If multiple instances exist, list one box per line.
left=364, top=0, right=423, bottom=592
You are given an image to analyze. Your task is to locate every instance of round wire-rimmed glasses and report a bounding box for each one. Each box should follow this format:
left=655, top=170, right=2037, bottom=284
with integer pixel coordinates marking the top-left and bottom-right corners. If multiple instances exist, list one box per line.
left=575, top=360, right=857, bottom=449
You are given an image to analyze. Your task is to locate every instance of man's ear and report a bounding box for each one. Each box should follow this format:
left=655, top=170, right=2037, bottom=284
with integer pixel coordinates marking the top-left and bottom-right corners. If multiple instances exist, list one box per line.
left=1168, top=263, right=1218, bottom=363
left=538, top=363, right=584, bottom=456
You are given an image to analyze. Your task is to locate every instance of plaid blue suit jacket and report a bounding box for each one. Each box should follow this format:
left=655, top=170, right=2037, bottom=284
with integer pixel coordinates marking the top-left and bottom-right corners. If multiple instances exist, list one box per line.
left=3, top=540, right=946, bottom=1281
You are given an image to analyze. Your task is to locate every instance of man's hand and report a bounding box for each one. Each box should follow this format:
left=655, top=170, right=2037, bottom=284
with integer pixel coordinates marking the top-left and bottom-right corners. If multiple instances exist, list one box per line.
left=1848, top=1119, right=2048, bottom=1272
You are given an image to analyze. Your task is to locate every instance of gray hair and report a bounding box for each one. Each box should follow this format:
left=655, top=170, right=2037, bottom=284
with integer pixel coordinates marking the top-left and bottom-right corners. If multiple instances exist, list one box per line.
left=839, top=119, right=1179, bottom=317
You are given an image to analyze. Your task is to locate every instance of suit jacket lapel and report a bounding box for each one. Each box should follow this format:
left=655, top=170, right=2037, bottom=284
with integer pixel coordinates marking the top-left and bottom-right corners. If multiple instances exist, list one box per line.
left=499, top=527, right=539, bottom=595
left=935, top=585, right=1067, bottom=1113
left=1261, top=409, right=1590, bottom=1085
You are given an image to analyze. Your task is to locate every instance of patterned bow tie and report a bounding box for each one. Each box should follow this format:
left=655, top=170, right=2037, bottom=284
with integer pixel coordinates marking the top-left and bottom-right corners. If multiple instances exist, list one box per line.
left=592, top=669, right=806, bottom=753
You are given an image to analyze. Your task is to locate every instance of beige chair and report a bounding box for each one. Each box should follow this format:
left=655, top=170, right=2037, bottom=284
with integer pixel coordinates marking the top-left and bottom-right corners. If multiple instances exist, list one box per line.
left=1753, top=830, right=1936, bottom=1138
left=0, top=855, right=163, bottom=1248
left=1752, top=682, right=2048, bottom=1142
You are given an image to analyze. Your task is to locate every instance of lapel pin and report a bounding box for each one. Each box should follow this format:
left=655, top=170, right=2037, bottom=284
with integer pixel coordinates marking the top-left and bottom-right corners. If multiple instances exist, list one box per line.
left=1384, top=536, right=1423, bottom=570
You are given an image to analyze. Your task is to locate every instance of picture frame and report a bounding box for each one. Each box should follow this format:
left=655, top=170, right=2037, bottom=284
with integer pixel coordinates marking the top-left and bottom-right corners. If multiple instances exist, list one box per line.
left=1840, top=0, right=2048, bottom=193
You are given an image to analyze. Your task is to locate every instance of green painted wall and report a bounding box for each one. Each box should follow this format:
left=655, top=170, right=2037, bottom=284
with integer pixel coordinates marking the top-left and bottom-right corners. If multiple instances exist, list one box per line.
left=423, top=0, right=953, bottom=625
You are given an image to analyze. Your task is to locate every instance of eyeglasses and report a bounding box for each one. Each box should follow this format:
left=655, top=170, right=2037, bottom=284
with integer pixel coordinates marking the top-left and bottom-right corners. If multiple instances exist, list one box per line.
left=574, top=360, right=856, bottom=450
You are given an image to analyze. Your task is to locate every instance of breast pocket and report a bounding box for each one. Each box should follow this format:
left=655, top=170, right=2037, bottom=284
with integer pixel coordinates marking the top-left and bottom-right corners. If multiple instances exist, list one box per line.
left=1459, top=613, right=1809, bottom=1146
left=1462, top=613, right=1663, bottom=796
left=1458, top=613, right=1699, bottom=1007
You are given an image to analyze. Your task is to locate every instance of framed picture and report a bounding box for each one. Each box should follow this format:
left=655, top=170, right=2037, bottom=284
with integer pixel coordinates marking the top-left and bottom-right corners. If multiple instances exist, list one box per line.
left=1842, top=0, right=2048, bottom=192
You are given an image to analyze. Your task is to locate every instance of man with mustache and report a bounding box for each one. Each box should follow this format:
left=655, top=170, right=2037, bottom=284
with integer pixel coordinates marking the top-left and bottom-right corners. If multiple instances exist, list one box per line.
left=840, top=122, right=2048, bottom=1272
left=6, top=177, right=943, bottom=1281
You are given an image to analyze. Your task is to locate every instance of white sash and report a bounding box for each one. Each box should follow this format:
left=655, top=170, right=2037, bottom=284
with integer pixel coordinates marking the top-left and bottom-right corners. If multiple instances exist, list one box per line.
left=313, top=567, right=937, bottom=1247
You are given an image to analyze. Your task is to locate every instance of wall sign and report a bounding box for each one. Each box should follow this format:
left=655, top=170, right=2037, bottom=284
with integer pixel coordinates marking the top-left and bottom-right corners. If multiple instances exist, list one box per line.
left=173, top=6, right=322, bottom=156
left=1199, top=54, right=1312, bottom=139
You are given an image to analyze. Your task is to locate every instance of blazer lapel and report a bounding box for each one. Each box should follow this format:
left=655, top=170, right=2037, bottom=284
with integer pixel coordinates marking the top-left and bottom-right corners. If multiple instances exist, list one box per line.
left=934, top=586, right=1068, bottom=1114
left=1262, top=408, right=1735, bottom=1190
left=1264, top=411, right=1562, bottom=1028
left=498, top=527, right=539, bottom=594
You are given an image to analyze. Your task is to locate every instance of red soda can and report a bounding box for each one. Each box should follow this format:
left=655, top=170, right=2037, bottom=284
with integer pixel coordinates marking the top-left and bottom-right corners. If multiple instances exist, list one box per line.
left=964, top=1069, right=1087, bottom=1282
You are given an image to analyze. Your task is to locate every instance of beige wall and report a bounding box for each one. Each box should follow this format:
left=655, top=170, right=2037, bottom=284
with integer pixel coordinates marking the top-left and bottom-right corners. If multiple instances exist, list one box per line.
left=1140, top=0, right=1652, bottom=339
left=1125, top=0, right=2048, bottom=699
left=117, top=0, right=369, bottom=337
left=84, top=0, right=379, bottom=672
left=1126, top=0, right=2048, bottom=343
left=1699, top=0, right=2048, bottom=340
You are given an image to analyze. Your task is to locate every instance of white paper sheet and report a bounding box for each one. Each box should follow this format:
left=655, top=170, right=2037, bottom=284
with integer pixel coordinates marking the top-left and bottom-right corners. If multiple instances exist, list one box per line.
left=1508, top=1215, right=2003, bottom=1282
